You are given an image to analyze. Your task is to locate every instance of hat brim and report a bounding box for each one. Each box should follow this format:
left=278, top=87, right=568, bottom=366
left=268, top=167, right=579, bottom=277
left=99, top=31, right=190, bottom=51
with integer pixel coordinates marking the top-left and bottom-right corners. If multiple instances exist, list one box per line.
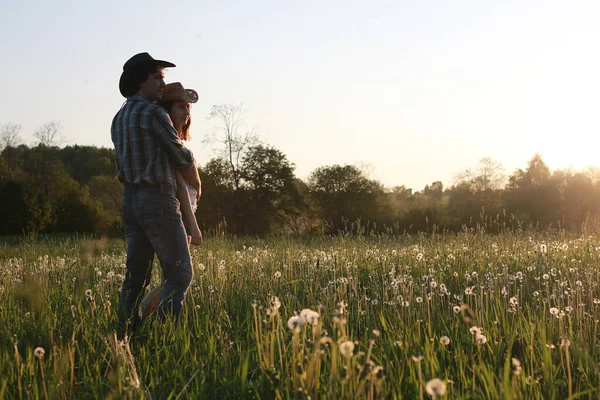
left=118, top=60, right=176, bottom=98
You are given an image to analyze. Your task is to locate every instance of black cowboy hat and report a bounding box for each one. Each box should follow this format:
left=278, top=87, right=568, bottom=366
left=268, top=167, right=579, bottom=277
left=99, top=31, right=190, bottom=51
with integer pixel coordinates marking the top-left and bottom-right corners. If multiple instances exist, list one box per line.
left=119, top=52, right=176, bottom=97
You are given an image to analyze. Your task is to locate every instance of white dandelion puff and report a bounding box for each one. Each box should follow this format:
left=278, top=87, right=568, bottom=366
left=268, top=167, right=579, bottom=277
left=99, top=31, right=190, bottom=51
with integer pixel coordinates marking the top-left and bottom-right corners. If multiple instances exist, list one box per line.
left=339, top=341, right=355, bottom=358
left=425, top=378, right=447, bottom=398
left=287, top=316, right=303, bottom=331
left=34, top=347, right=45, bottom=359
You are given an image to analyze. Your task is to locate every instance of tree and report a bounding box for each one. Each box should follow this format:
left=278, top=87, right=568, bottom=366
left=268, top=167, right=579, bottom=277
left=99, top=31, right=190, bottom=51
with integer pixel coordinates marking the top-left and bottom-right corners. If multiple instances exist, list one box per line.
left=0, top=123, right=22, bottom=179
left=0, top=123, right=22, bottom=151
left=87, top=175, right=123, bottom=232
left=34, top=121, right=66, bottom=147
left=308, top=164, right=384, bottom=233
left=205, top=103, right=258, bottom=193
left=240, top=145, right=306, bottom=234
left=505, top=154, right=560, bottom=228
left=422, top=181, right=444, bottom=199
left=205, top=103, right=259, bottom=232
left=454, top=157, right=506, bottom=192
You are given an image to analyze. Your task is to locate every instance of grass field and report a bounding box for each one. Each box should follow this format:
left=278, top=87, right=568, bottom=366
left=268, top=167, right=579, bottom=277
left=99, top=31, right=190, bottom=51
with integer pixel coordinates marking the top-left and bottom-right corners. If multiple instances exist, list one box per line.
left=1, top=230, right=600, bottom=399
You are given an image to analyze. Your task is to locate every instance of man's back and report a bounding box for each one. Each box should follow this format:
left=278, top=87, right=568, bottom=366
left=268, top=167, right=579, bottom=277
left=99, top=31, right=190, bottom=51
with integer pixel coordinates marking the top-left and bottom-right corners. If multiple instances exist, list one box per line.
left=111, top=94, right=193, bottom=188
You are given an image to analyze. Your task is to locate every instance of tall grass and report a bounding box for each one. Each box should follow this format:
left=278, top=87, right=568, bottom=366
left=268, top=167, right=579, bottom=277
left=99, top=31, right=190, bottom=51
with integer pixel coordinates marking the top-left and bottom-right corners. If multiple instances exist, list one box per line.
left=1, top=231, right=600, bottom=398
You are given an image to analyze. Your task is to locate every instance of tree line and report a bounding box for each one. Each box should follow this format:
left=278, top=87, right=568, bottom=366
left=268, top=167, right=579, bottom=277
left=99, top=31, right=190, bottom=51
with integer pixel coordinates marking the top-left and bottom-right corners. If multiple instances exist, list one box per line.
left=2, top=117, right=600, bottom=237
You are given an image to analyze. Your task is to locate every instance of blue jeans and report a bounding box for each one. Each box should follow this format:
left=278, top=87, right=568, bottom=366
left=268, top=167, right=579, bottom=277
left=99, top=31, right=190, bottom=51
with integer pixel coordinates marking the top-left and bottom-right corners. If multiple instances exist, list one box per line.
left=118, top=184, right=193, bottom=329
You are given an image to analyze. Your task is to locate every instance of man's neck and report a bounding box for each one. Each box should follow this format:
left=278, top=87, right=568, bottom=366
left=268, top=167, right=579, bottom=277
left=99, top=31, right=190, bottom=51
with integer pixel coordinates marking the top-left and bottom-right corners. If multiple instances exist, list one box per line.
left=132, top=92, right=151, bottom=102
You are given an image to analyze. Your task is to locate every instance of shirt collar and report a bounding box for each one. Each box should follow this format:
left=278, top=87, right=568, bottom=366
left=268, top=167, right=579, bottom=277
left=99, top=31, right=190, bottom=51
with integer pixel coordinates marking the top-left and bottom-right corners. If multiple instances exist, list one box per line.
left=128, top=94, right=153, bottom=104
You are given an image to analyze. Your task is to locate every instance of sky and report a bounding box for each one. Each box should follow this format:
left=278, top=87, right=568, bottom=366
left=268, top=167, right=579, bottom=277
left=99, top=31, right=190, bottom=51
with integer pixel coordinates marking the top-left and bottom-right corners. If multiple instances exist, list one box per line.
left=2, top=0, right=600, bottom=191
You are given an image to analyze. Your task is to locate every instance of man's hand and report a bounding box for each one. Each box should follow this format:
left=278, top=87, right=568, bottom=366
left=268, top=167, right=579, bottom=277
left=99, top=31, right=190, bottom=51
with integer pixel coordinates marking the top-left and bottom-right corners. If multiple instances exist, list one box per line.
left=179, top=162, right=201, bottom=196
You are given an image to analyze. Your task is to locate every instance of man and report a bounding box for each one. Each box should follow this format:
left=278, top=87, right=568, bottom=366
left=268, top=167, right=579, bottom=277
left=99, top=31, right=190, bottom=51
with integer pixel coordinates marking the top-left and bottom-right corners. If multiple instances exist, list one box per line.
left=111, top=52, right=201, bottom=330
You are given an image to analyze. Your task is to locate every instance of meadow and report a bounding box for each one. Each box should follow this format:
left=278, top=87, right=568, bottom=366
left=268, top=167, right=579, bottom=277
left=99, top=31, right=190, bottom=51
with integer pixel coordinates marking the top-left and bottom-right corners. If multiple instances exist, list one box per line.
left=1, top=230, right=600, bottom=399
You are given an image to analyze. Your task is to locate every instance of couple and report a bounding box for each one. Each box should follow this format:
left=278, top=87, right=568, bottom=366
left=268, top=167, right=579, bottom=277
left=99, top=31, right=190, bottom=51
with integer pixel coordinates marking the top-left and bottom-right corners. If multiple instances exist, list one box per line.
left=111, top=52, right=202, bottom=330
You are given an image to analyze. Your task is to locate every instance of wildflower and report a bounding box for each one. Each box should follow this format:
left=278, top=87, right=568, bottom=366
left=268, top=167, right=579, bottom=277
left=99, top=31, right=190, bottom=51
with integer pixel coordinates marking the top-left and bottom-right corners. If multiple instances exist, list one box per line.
left=543, top=274, right=549, bottom=280
left=425, top=378, right=447, bottom=398
left=511, top=358, right=522, bottom=376
left=561, top=338, right=571, bottom=347
left=270, top=296, right=281, bottom=310
left=469, top=326, right=481, bottom=335
left=339, top=341, right=355, bottom=358
left=273, top=271, right=282, bottom=279
left=540, top=244, right=547, bottom=254
left=287, top=316, right=303, bottom=331
left=371, top=329, right=380, bottom=338
left=501, top=287, right=508, bottom=297
left=515, top=271, right=523, bottom=280
left=475, top=334, right=487, bottom=344
left=85, top=289, right=92, bottom=298
left=34, top=347, right=45, bottom=359
left=430, top=281, right=437, bottom=289
left=549, top=307, right=559, bottom=316
left=416, top=297, right=423, bottom=303
left=464, top=287, right=473, bottom=295
left=440, top=336, right=450, bottom=346
left=300, top=309, right=320, bottom=325
left=453, top=305, right=461, bottom=314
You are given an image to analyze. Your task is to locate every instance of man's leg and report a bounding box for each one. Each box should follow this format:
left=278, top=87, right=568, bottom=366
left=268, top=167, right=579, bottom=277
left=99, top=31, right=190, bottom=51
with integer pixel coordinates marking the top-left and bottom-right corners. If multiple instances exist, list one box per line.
left=137, top=188, right=193, bottom=320
left=118, top=188, right=155, bottom=330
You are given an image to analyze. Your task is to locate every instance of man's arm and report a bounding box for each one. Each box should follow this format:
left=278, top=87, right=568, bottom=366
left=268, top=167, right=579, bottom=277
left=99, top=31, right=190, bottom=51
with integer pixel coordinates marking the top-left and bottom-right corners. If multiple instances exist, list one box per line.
left=151, top=108, right=193, bottom=165
left=151, top=108, right=201, bottom=197
left=178, top=162, right=201, bottom=199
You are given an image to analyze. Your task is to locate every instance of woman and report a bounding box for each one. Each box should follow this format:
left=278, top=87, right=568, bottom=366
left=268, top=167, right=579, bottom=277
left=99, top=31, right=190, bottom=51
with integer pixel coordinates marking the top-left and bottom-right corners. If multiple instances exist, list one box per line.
left=139, top=82, right=202, bottom=320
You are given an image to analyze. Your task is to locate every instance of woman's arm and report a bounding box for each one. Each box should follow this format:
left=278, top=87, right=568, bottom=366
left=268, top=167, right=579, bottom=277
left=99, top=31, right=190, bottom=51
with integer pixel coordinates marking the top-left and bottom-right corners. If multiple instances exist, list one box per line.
left=176, top=172, right=202, bottom=246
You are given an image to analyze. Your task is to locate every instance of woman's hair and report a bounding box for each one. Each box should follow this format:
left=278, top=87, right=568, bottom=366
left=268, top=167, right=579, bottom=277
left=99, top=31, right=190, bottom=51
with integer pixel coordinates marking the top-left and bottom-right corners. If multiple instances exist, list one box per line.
left=121, top=65, right=164, bottom=98
left=161, top=100, right=192, bottom=141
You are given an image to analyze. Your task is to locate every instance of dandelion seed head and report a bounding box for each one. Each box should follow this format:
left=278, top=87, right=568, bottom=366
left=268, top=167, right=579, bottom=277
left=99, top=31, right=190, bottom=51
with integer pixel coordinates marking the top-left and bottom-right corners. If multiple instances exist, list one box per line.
left=34, top=347, right=45, bottom=359
left=469, top=326, right=481, bottom=335
left=425, top=378, right=447, bottom=397
left=287, top=316, right=303, bottom=331
left=476, top=334, right=487, bottom=344
left=440, top=336, right=450, bottom=346
left=339, top=341, right=355, bottom=358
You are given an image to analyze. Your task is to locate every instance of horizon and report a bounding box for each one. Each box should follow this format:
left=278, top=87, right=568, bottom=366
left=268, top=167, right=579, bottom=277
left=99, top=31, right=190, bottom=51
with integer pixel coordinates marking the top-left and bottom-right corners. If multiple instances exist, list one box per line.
left=2, top=1, right=599, bottom=191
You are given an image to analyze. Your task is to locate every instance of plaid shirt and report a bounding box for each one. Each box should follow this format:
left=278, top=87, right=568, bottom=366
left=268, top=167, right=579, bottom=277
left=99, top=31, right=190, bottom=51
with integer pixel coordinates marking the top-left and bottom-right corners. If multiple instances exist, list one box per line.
left=111, top=95, right=194, bottom=188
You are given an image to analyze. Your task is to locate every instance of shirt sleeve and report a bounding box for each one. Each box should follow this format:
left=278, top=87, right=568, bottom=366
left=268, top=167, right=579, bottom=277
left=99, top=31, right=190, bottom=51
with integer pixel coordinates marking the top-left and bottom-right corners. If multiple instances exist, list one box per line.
left=151, top=107, right=194, bottom=169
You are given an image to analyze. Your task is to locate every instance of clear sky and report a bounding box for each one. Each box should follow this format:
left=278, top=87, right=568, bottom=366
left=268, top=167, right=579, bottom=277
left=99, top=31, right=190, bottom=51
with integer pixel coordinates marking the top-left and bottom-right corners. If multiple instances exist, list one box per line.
left=2, top=0, right=599, bottom=191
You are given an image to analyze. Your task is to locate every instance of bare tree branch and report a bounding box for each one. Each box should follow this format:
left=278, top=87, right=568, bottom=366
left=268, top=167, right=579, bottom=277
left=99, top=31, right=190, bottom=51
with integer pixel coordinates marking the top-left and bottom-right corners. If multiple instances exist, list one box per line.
left=0, top=123, right=22, bottom=151
left=34, top=121, right=66, bottom=147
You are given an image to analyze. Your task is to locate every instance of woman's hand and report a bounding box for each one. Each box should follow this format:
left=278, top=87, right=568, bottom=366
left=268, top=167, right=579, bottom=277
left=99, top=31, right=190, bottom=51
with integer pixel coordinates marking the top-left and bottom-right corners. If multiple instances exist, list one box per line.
left=189, top=226, right=203, bottom=246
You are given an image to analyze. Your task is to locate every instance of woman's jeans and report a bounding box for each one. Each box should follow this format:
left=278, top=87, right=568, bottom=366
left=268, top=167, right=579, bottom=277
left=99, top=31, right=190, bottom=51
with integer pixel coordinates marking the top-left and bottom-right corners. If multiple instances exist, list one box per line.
left=118, top=184, right=193, bottom=329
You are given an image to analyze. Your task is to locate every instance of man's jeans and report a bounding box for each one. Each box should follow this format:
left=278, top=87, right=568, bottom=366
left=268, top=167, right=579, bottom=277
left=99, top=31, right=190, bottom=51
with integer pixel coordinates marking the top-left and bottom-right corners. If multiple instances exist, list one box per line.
left=118, top=184, right=193, bottom=329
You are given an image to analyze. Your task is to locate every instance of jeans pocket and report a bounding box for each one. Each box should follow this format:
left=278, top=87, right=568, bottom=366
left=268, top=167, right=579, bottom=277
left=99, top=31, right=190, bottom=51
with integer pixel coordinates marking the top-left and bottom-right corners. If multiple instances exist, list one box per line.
left=135, top=198, right=165, bottom=240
